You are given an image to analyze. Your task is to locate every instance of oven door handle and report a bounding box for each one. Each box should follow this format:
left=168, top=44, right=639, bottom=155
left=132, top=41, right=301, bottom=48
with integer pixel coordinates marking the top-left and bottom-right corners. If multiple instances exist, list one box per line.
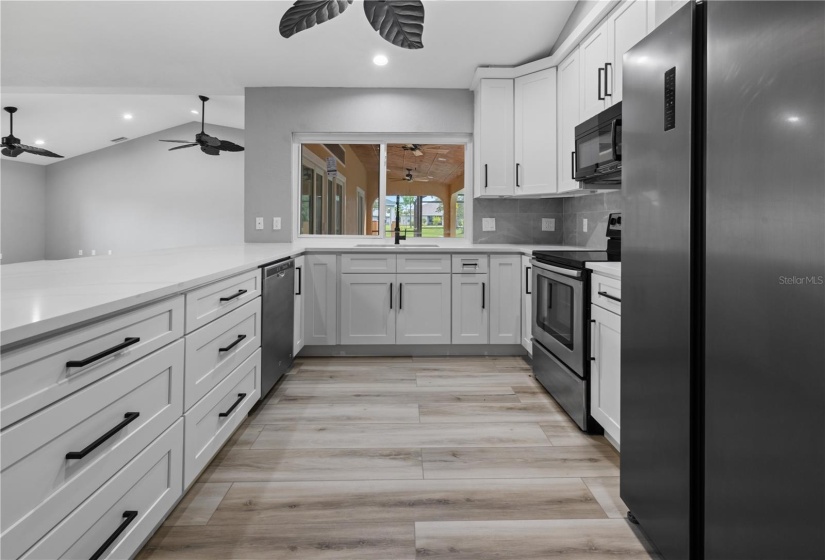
left=530, top=260, right=582, bottom=279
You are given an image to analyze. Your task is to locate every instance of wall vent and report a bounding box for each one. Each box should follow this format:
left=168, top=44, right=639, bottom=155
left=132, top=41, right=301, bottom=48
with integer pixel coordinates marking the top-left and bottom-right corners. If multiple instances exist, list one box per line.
left=110, top=137, right=128, bottom=143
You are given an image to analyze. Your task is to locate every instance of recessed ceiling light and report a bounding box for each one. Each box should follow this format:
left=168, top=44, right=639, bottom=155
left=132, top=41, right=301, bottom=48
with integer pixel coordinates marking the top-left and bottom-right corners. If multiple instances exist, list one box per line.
left=191, top=110, right=199, bottom=115
left=787, top=115, right=800, bottom=122
left=373, top=54, right=388, bottom=66
left=34, top=139, right=45, bottom=145
left=123, top=113, right=133, bottom=120
left=438, top=157, right=447, bottom=161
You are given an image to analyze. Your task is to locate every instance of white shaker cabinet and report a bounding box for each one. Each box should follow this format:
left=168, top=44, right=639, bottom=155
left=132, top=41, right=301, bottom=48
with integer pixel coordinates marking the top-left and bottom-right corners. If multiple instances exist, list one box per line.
left=606, top=0, right=652, bottom=106
left=489, top=255, right=522, bottom=344
left=557, top=47, right=581, bottom=194
left=452, top=273, right=489, bottom=344
left=339, top=273, right=396, bottom=345
left=304, top=254, right=338, bottom=345
left=590, top=272, right=622, bottom=449
left=294, top=255, right=305, bottom=356
left=475, top=79, right=515, bottom=197
left=579, top=21, right=610, bottom=122
left=396, top=274, right=452, bottom=345
left=521, top=256, right=533, bottom=354
left=514, top=68, right=557, bottom=196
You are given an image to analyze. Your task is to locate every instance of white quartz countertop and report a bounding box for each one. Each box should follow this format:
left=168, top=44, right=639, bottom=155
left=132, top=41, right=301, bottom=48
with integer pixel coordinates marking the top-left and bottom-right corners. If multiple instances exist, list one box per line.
left=586, top=262, right=622, bottom=280
left=2, top=242, right=585, bottom=347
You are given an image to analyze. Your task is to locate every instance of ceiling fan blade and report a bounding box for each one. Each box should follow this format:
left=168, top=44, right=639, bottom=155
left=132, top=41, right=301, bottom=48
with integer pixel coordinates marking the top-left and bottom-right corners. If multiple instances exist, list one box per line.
left=19, top=144, right=64, bottom=158
left=168, top=143, right=198, bottom=151
left=2, top=147, right=20, bottom=157
left=217, top=140, right=244, bottom=152
left=201, top=145, right=220, bottom=156
left=196, top=132, right=221, bottom=147
left=160, top=139, right=196, bottom=143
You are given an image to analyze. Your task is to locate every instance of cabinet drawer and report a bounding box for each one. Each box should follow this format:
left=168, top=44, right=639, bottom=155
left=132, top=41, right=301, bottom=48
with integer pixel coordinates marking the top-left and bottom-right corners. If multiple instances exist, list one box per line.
left=184, top=298, right=261, bottom=411
left=591, top=273, right=622, bottom=315
left=21, top=420, right=183, bottom=560
left=341, top=253, right=396, bottom=273
left=397, top=254, right=451, bottom=273
left=452, top=254, right=489, bottom=274
left=0, top=340, right=183, bottom=560
left=185, top=269, right=261, bottom=333
left=184, top=348, right=260, bottom=488
left=1, top=296, right=183, bottom=427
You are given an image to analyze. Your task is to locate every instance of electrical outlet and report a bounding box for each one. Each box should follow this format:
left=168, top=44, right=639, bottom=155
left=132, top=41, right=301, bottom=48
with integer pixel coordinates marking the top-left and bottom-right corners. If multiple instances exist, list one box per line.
left=583, top=218, right=588, bottom=232
left=90, top=249, right=96, bottom=256
left=78, top=250, right=83, bottom=256
left=273, top=217, right=281, bottom=230
left=482, top=218, right=496, bottom=232
left=542, top=218, right=556, bottom=232
left=255, top=217, right=264, bottom=230
left=108, top=250, right=113, bottom=255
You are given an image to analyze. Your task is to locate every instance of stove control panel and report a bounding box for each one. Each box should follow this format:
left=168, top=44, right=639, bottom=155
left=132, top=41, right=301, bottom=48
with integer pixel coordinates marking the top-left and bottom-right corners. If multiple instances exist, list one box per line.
left=607, top=212, right=622, bottom=238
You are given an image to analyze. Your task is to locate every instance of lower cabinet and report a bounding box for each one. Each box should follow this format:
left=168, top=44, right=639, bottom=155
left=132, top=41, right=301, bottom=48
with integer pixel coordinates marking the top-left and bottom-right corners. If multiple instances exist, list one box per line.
left=340, top=273, right=396, bottom=345
left=293, top=255, right=305, bottom=356
left=304, top=254, right=337, bottom=346
left=590, top=302, right=621, bottom=446
left=452, top=273, right=489, bottom=344
left=521, top=255, right=533, bottom=354
left=489, top=255, right=521, bottom=344
left=396, top=274, right=451, bottom=345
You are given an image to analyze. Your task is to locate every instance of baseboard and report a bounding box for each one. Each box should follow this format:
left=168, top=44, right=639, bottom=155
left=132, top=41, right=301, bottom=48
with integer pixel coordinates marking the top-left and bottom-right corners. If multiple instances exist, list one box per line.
left=298, top=344, right=527, bottom=358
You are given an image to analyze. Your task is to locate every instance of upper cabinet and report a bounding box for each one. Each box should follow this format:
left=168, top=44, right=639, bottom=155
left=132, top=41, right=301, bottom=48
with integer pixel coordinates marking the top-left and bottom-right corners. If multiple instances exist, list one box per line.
left=475, top=79, right=515, bottom=197
left=514, top=68, right=557, bottom=196
left=579, top=22, right=610, bottom=122
left=557, top=47, right=581, bottom=194
left=475, top=69, right=558, bottom=198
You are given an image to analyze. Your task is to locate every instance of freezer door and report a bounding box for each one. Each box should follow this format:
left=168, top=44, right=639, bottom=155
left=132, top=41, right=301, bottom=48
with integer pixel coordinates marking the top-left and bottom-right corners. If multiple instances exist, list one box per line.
left=703, top=2, right=825, bottom=559
left=620, top=3, right=696, bottom=559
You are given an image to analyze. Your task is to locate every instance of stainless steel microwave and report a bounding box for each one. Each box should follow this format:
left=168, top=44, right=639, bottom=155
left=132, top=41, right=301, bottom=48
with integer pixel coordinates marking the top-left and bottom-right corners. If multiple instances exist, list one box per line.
left=573, top=102, right=622, bottom=185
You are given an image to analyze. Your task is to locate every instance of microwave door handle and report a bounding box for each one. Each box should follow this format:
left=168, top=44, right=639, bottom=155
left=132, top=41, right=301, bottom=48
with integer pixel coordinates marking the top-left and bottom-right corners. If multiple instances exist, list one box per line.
left=571, top=151, right=576, bottom=181
left=610, top=119, right=619, bottom=162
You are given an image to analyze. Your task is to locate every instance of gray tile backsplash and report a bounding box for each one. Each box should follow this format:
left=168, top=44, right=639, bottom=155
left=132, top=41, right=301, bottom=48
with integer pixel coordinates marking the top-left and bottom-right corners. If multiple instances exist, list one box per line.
left=472, top=191, right=622, bottom=247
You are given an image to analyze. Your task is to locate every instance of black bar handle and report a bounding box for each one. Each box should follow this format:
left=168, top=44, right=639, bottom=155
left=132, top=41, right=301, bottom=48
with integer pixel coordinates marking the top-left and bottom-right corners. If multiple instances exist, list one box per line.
left=219, top=334, right=246, bottom=353
left=598, top=291, right=622, bottom=303
left=219, top=393, right=247, bottom=417
left=219, top=289, right=247, bottom=302
left=604, top=63, right=612, bottom=97
left=482, top=282, right=486, bottom=309
left=516, top=163, right=521, bottom=187
left=484, top=164, right=488, bottom=189
left=598, top=67, right=605, bottom=100
left=66, top=337, right=140, bottom=368
left=571, top=151, right=577, bottom=181
left=89, top=511, right=138, bottom=560
left=399, top=283, right=403, bottom=310
left=66, top=412, right=140, bottom=460
left=295, top=266, right=302, bottom=296
left=611, top=119, right=622, bottom=162
left=525, top=267, right=531, bottom=295
left=390, top=282, right=393, bottom=310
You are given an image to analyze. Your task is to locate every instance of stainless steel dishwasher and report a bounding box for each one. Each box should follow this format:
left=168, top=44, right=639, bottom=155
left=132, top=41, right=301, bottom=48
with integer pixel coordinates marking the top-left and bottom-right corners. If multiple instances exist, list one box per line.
left=260, top=258, right=295, bottom=398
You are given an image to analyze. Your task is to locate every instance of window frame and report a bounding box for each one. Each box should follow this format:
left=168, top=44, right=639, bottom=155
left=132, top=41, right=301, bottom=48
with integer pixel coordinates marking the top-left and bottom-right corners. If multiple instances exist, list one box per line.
left=292, top=133, right=473, bottom=243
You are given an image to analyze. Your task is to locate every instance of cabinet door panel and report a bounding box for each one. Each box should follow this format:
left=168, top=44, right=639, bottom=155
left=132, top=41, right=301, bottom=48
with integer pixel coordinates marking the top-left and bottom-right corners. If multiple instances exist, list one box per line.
left=340, top=274, right=396, bottom=345
left=522, top=256, right=533, bottom=353
left=305, top=255, right=337, bottom=345
left=580, top=21, right=609, bottom=121
left=489, top=256, right=522, bottom=344
left=591, top=304, right=621, bottom=444
left=514, top=68, right=557, bottom=196
left=557, top=47, right=581, bottom=194
left=451, top=274, right=489, bottom=345
left=607, top=0, right=650, bottom=105
left=396, top=274, right=451, bottom=345
left=294, top=255, right=305, bottom=356
left=476, top=79, right=515, bottom=196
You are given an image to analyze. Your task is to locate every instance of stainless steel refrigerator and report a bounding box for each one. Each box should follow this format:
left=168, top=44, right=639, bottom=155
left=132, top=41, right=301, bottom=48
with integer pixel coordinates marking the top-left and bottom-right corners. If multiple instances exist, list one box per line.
left=621, top=2, right=825, bottom=559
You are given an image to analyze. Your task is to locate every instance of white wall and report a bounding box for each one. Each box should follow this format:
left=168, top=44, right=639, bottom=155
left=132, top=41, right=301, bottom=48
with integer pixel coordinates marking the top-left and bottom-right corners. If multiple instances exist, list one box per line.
left=45, top=122, right=245, bottom=260
left=244, top=87, right=474, bottom=243
left=1, top=160, right=47, bottom=264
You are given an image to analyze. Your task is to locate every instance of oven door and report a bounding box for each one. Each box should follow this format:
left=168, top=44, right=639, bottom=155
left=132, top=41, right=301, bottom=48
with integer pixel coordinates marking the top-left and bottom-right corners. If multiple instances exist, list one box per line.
left=531, top=260, right=584, bottom=376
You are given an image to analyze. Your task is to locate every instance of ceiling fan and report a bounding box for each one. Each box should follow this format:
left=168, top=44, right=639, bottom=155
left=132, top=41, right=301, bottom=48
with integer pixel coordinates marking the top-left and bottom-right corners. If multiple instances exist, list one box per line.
left=2, top=107, right=64, bottom=159
left=398, top=168, right=429, bottom=182
left=159, top=96, right=244, bottom=156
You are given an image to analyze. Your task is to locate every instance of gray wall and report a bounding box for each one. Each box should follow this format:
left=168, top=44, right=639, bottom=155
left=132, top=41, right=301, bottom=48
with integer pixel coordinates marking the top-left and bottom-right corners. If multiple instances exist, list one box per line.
left=563, top=190, right=623, bottom=248
left=473, top=198, right=564, bottom=244
left=45, top=122, right=244, bottom=260
left=244, top=87, right=474, bottom=243
left=1, top=160, right=47, bottom=263
left=551, top=0, right=601, bottom=54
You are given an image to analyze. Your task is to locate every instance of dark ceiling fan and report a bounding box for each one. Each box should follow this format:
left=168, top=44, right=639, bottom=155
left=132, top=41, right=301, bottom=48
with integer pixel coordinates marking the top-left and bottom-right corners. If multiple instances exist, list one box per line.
left=2, top=107, right=64, bottom=159
left=160, top=96, right=244, bottom=156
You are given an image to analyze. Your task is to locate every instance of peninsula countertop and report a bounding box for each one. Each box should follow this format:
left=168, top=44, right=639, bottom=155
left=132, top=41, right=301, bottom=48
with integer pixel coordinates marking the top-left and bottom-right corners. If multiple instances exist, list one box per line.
left=2, top=242, right=589, bottom=347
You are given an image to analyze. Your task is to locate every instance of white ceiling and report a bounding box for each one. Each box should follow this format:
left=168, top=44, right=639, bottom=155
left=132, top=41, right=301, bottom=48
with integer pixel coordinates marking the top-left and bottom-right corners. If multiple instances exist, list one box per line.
left=1, top=0, right=577, bottom=164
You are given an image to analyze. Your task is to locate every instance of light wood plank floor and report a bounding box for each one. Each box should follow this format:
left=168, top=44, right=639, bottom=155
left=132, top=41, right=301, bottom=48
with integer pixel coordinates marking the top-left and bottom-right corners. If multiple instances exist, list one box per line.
left=137, top=356, right=660, bottom=559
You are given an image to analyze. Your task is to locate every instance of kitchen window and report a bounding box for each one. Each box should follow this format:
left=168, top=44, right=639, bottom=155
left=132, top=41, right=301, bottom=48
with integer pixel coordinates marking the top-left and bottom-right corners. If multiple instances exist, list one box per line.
left=295, top=136, right=471, bottom=239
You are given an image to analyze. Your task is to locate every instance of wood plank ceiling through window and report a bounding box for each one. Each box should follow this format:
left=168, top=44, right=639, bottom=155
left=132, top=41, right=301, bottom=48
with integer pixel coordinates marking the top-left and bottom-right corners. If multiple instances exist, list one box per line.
left=348, top=144, right=465, bottom=186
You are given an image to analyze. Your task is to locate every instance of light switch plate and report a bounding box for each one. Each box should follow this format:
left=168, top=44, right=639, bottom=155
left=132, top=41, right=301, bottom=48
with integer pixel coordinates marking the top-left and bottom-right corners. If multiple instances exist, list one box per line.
left=482, top=218, right=496, bottom=232
left=582, top=218, right=588, bottom=232
left=272, top=217, right=281, bottom=230
left=255, top=217, right=264, bottom=230
left=542, top=218, right=556, bottom=231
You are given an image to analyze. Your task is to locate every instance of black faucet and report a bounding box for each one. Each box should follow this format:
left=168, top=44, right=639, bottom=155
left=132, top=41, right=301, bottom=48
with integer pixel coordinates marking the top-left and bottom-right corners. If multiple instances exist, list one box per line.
left=393, top=197, right=407, bottom=245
